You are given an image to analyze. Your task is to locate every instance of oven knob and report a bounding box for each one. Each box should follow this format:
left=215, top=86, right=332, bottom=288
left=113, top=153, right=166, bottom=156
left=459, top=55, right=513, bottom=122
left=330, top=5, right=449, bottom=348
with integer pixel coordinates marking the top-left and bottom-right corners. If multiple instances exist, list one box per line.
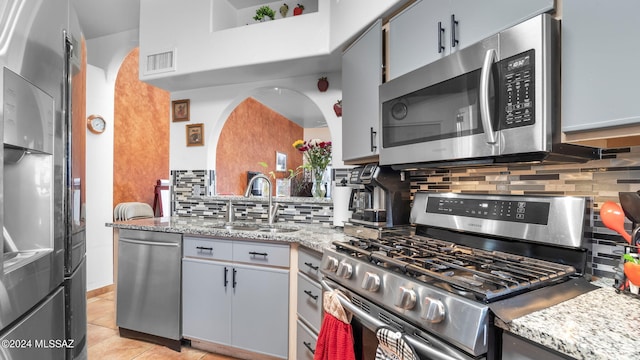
left=324, top=256, right=339, bottom=272
left=361, top=272, right=380, bottom=292
left=421, top=297, right=445, bottom=323
left=394, top=286, right=416, bottom=310
left=336, top=261, right=353, bottom=279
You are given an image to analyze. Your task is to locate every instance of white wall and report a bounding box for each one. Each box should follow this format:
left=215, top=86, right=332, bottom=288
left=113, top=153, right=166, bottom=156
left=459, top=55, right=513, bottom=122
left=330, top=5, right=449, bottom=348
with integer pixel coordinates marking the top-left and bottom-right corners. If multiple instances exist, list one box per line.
left=84, top=30, right=137, bottom=291
left=140, top=0, right=329, bottom=81
left=169, top=71, right=344, bottom=171
left=85, top=64, right=115, bottom=291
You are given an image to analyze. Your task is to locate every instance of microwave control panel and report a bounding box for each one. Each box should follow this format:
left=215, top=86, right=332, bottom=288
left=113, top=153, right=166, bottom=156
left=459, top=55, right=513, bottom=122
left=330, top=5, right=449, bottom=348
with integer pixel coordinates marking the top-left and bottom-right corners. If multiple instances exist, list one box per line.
left=500, top=49, right=535, bottom=129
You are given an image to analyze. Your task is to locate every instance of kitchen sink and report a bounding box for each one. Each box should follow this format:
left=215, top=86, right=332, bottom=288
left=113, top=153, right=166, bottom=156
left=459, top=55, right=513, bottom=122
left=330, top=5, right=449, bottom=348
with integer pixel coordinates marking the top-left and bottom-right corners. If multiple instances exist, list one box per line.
left=258, top=227, right=299, bottom=233
left=206, top=222, right=299, bottom=233
left=224, top=224, right=260, bottom=231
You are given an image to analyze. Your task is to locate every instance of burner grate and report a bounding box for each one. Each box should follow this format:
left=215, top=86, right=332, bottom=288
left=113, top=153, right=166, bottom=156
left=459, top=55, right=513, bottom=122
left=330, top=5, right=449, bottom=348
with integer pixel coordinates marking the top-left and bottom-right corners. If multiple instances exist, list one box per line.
left=336, top=233, right=577, bottom=302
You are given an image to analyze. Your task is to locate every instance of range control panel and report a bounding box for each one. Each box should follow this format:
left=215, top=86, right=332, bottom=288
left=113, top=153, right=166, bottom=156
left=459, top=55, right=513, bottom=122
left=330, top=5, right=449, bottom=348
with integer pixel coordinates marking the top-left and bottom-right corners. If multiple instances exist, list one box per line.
left=499, top=49, right=536, bottom=129
left=426, top=196, right=549, bottom=225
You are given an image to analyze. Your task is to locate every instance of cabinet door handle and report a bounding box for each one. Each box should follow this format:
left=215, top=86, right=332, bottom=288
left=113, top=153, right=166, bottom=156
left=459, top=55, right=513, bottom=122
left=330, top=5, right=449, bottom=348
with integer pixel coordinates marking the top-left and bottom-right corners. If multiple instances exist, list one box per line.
left=451, top=14, right=459, bottom=48
left=224, top=267, right=229, bottom=288
left=304, top=290, right=318, bottom=301
left=370, top=127, right=377, bottom=152
left=196, top=246, right=213, bottom=253
left=249, top=251, right=268, bottom=257
left=437, top=21, right=445, bottom=53
left=303, top=341, right=316, bottom=354
left=304, top=262, right=319, bottom=271
left=233, top=268, right=237, bottom=289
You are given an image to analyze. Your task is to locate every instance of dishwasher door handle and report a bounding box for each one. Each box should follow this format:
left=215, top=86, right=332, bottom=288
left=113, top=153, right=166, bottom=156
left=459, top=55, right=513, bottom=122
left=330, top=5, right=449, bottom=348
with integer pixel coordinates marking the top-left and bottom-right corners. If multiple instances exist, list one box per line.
left=119, top=238, right=180, bottom=247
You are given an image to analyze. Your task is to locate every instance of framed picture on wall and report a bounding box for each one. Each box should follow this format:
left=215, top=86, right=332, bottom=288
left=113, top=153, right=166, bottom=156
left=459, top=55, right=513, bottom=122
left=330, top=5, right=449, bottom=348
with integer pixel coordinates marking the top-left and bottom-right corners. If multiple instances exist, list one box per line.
left=172, top=99, right=190, bottom=122
left=276, top=152, right=287, bottom=172
left=186, top=123, right=204, bottom=146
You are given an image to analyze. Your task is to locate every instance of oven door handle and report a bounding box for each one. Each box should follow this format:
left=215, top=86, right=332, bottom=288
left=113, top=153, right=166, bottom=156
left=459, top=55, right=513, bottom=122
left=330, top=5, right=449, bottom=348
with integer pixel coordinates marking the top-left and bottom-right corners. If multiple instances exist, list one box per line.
left=321, top=279, right=469, bottom=360
left=479, top=48, right=497, bottom=145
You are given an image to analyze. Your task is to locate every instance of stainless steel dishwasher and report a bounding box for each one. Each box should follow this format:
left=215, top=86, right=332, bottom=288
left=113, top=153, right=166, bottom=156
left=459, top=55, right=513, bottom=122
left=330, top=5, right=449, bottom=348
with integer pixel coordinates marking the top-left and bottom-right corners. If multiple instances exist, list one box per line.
left=116, top=229, right=182, bottom=351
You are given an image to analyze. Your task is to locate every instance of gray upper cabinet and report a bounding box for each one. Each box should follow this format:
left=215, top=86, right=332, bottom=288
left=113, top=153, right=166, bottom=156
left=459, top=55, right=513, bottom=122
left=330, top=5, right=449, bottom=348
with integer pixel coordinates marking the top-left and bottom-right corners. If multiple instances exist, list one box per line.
left=388, top=0, right=554, bottom=80
left=562, top=0, right=640, bottom=134
left=342, top=19, right=383, bottom=162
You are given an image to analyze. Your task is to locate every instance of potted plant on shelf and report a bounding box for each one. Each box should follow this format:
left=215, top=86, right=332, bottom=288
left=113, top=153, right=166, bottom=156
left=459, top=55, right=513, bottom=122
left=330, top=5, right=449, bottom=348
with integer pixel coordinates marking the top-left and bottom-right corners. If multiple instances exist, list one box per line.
left=254, top=5, right=276, bottom=22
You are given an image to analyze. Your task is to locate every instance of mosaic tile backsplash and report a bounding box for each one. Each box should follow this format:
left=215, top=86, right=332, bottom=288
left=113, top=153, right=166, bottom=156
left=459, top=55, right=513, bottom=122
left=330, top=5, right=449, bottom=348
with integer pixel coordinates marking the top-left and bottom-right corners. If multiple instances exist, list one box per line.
left=173, top=147, right=640, bottom=279
left=408, top=147, right=640, bottom=280
left=171, top=170, right=333, bottom=226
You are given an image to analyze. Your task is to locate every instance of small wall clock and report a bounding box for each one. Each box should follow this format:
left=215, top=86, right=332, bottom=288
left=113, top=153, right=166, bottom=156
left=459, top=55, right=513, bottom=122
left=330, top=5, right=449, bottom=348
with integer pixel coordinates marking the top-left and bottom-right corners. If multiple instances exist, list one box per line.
left=87, top=114, right=106, bottom=134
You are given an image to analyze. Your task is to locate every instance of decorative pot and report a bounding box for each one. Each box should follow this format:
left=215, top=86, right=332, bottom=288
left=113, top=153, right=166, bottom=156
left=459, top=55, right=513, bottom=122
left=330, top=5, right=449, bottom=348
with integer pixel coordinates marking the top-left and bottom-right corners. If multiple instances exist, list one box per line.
left=317, top=77, right=328, bottom=92
left=279, top=3, right=289, bottom=17
left=333, top=100, right=342, bottom=117
left=293, top=4, right=304, bottom=15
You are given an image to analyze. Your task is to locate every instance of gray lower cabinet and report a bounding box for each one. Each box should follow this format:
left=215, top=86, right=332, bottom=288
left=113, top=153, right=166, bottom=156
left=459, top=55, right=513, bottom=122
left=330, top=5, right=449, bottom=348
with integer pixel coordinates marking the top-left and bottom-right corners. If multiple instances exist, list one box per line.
left=297, top=273, right=322, bottom=333
left=182, top=237, right=289, bottom=359
left=296, top=320, right=318, bottom=360
left=295, top=247, right=323, bottom=357
left=502, top=332, right=572, bottom=360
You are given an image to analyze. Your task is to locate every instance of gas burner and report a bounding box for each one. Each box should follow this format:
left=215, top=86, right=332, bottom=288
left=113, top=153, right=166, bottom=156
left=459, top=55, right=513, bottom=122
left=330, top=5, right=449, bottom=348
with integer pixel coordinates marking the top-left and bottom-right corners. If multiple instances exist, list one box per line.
left=334, top=230, right=578, bottom=302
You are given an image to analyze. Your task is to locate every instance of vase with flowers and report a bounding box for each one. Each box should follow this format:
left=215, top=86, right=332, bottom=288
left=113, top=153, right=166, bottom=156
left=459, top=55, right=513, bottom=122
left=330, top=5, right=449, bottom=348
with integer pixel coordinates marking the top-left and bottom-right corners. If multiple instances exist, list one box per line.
left=293, top=138, right=332, bottom=198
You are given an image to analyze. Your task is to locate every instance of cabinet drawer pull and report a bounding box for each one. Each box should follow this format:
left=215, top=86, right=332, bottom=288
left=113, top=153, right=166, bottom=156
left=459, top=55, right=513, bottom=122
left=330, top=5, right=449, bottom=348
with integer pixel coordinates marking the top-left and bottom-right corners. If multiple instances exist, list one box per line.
left=304, top=262, right=319, bottom=271
left=451, top=14, right=459, bottom=48
left=303, top=341, right=315, bottom=354
left=249, top=251, right=268, bottom=257
left=370, top=127, right=377, bottom=152
left=233, top=268, right=237, bottom=289
left=304, top=290, right=318, bottom=300
left=224, top=267, right=229, bottom=288
left=196, top=246, right=213, bottom=252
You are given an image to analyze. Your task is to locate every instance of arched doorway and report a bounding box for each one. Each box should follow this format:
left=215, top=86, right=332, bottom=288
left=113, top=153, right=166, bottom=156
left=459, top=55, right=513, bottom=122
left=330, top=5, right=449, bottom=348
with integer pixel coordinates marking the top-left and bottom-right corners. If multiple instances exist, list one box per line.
left=215, top=87, right=330, bottom=195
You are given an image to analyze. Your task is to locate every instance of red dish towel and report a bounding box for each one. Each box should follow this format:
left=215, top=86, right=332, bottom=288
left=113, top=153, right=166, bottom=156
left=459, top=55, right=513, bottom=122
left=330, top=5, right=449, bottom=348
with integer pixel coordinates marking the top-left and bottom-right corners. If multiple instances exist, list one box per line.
left=314, top=313, right=356, bottom=360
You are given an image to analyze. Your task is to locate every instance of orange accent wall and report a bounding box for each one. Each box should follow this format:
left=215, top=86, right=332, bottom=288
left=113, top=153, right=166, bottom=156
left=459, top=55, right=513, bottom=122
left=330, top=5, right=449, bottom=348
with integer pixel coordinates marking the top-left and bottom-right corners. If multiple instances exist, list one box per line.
left=113, top=48, right=170, bottom=208
left=216, top=97, right=304, bottom=195
left=72, top=37, right=86, bottom=208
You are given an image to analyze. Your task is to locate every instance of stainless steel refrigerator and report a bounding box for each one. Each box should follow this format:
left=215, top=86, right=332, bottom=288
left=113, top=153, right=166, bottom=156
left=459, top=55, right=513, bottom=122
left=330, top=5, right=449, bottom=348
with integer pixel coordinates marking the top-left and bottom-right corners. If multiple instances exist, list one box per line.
left=0, top=1, right=87, bottom=359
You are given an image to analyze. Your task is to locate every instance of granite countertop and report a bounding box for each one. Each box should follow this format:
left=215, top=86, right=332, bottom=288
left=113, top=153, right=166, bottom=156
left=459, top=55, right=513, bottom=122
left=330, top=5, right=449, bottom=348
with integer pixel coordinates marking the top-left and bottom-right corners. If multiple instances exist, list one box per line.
left=499, top=278, right=640, bottom=359
left=106, top=218, right=640, bottom=358
left=106, top=216, right=346, bottom=252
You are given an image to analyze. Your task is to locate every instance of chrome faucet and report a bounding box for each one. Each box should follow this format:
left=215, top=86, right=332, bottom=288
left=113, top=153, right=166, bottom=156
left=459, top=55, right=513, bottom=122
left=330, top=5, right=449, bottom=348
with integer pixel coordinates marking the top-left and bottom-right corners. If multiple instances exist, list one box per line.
left=226, top=199, right=235, bottom=222
left=244, top=174, right=279, bottom=224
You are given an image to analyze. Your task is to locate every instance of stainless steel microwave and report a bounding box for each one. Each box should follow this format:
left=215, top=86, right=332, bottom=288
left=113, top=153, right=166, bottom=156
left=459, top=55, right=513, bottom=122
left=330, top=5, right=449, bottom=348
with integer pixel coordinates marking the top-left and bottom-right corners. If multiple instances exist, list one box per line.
left=379, top=14, right=599, bottom=168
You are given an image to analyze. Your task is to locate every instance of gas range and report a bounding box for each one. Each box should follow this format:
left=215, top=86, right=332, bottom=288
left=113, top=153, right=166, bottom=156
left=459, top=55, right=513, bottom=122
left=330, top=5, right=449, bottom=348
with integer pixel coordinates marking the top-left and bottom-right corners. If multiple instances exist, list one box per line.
left=321, top=192, right=592, bottom=358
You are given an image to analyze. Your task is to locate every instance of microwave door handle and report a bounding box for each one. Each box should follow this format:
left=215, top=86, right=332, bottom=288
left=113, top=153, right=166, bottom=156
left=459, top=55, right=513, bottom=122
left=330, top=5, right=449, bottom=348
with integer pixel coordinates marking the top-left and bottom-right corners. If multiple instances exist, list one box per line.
left=479, top=49, right=497, bottom=145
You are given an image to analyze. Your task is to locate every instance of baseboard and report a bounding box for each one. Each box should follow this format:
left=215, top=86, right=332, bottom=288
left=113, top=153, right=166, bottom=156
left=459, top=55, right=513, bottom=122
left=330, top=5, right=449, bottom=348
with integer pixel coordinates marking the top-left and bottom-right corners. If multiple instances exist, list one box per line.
left=87, top=284, right=115, bottom=299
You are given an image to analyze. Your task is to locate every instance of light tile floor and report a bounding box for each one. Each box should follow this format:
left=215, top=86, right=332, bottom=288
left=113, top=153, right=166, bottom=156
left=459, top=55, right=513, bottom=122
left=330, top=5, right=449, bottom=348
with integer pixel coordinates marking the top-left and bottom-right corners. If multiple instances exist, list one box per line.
left=87, top=291, right=238, bottom=360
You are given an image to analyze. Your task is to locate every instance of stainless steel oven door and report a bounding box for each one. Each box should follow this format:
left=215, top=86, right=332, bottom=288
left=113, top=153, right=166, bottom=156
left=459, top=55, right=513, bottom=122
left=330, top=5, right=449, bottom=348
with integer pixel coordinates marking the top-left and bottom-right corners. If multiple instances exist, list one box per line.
left=321, top=279, right=481, bottom=360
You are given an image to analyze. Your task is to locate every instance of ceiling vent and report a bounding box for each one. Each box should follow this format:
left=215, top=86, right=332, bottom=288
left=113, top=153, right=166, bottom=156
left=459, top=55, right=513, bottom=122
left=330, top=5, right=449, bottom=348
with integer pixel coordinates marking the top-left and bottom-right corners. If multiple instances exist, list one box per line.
left=144, top=49, right=176, bottom=75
